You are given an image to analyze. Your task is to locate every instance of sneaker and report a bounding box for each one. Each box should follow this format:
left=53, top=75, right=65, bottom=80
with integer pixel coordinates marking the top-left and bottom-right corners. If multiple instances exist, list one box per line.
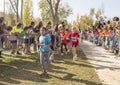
left=19, top=45, right=23, bottom=49
left=11, top=52, right=16, bottom=57
left=73, top=54, right=77, bottom=61
left=40, top=72, right=48, bottom=76
left=61, top=53, right=64, bottom=55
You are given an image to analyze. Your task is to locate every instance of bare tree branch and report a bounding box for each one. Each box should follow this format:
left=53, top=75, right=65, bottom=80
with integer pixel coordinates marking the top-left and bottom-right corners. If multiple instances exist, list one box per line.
left=46, top=0, right=54, bottom=16
left=46, top=0, right=50, bottom=4
left=13, top=0, right=17, bottom=9
left=8, top=0, right=17, bottom=13
left=46, top=0, right=61, bottom=26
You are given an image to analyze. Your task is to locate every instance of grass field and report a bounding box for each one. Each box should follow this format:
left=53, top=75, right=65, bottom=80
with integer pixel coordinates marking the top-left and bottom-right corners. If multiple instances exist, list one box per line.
left=0, top=48, right=102, bottom=85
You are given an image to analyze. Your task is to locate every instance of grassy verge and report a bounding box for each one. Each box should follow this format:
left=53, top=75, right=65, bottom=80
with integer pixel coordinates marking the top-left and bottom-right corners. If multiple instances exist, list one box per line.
left=0, top=48, right=102, bottom=85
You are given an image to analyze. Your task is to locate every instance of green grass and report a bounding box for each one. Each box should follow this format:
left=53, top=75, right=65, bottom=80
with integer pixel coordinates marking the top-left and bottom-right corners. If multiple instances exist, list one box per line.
left=0, top=48, right=102, bottom=85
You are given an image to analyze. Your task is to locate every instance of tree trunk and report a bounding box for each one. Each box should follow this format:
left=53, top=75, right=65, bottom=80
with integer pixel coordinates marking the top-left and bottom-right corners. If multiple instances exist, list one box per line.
left=21, top=0, right=23, bottom=23
left=52, top=15, right=57, bottom=26
left=47, top=0, right=60, bottom=27
left=16, top=0, right=19, bottom=22
left=9, top=0, right=20, bottom=22
left=54, top=0, right=60, bottom=25
left=3, top=0, right=5, bottom=17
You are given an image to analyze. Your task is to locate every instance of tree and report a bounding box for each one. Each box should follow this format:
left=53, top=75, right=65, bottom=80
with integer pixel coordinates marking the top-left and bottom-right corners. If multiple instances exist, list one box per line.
left=74, top=8, right=105, bottom=29
left=4, top=0, right=16, bottom=26
left=39, top=0, right=72, bottom=26
left=8, top=0, right=20, bottom=22
left=39, top=0, right=52, bottom=24
left=90, top=8, right=95, bottom=17
left=22, top=0, right=33, bottom=26
left=95, top=8, right=104, bottom=20
left=58, top=3, right=72, bottom=22
left=75, top=14, right=94, bottom=29
left=21, top=0, right=23, bottom=23
left=75, top=14, right=80, bottom=29
left=46, top=0, right=60, bottom=26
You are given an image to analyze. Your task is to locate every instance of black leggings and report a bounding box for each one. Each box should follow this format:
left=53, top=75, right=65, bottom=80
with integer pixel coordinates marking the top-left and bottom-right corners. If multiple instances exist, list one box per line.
left=61, top=43, right=67, bottom=53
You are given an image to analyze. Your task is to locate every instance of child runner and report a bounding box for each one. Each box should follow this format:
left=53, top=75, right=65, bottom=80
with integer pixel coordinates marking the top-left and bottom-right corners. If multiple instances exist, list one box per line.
left=69, top=27, right=79, bottom=61
left=39, top=27, right=51, bottom=76
left=60, top=28, right=68, bottom=55
left=65, top=28, right=71, bottom=52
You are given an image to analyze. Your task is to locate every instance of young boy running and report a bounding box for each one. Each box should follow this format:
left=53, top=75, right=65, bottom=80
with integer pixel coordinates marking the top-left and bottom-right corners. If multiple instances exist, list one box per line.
left=60, top=28, right=68, bottom=55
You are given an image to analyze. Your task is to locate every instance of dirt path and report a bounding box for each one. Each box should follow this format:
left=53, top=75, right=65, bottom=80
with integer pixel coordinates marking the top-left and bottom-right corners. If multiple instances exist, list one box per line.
left=80, top=40, right=120, bottom=85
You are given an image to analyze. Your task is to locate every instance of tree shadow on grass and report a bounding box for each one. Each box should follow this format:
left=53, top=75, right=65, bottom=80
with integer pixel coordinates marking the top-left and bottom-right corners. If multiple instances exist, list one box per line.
left=0, top=57, right=68, bottom=85
left=54, top=50, right=87, bottom=61
left=63, top=60, right=93, bottom=68
left=0, top=62, right=48, bottom=84
left=0, top=48, right=102, bottom=85
left=49, top=73, right=103, bottom=85
left=0, top=82, right=7, bottom=85
left=54, top=48, right=93, bottom=69
left=2, top=53, right=39, bottom=60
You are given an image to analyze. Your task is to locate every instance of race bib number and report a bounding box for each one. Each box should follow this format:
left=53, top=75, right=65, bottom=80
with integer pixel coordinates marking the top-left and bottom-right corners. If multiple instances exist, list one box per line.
left=71, top=37, right=77, bottom=42
left=40, top=38, right=45, bottom=46
left=61, top=37, right=64, bottom=40
left=66, top=37, right=69, bottom=40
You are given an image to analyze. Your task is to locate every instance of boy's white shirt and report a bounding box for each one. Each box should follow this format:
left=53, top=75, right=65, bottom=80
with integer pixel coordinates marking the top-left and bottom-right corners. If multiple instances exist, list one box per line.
left=28, top=29, right=35, bottom=37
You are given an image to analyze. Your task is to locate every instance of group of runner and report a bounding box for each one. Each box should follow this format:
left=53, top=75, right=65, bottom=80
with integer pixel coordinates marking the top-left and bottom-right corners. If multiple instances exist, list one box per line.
left=1, top=15, right=120, bottom=76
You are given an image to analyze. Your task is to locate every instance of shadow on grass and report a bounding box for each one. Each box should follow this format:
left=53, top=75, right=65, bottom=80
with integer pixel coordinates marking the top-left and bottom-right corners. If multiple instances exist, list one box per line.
left=2, top=53, right=39, bottom=60
left=0, top=61, right=47, bottom=84
left=49, top=73, right=103, bottom=85
left=0, top=82, right=7, bottom=85
left=0, top=57, right=67, bottom=84
left=54, top=48, right=93, bottom=68
left=0, top=48, right=102, bottom=85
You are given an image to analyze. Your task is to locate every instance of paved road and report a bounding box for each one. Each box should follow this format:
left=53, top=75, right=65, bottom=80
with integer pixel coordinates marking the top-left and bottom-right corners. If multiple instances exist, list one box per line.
left=80, top=40, right=120, bottom=85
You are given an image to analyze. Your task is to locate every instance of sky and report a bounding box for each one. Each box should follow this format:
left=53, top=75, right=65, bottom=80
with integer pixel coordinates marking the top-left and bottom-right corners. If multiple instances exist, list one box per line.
left=0, top=0, right=120, bottom=22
